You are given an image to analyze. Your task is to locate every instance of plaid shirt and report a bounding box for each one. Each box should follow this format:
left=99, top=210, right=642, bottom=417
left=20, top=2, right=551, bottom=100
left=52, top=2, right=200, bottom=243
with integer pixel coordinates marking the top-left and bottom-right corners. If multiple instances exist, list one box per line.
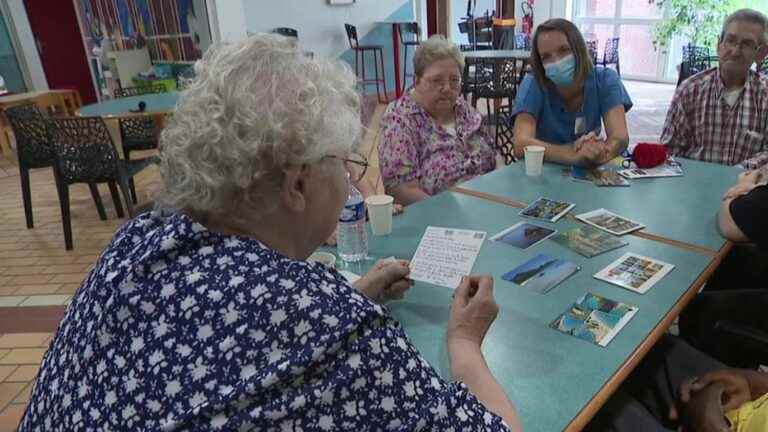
left=661, top=67, right=768, bottom=169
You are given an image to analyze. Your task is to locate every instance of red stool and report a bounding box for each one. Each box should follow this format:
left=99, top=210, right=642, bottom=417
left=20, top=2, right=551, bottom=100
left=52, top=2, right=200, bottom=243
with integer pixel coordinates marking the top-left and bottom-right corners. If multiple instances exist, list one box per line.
left=345, top=24, right=388, bottom=104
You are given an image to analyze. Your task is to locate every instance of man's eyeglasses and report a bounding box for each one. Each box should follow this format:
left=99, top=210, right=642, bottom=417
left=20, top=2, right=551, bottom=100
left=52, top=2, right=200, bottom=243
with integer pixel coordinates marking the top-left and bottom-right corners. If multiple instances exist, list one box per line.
left=721, top=35, right=760, bottom=52
left=325, top=153, right=369, bottom=183
left=424, top=76, right=462, bottom=90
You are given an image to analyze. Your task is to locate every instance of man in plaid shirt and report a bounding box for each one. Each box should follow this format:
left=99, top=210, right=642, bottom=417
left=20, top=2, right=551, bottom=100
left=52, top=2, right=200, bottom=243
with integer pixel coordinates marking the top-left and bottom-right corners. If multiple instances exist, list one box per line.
left=661, top=9, right=768, bottom=170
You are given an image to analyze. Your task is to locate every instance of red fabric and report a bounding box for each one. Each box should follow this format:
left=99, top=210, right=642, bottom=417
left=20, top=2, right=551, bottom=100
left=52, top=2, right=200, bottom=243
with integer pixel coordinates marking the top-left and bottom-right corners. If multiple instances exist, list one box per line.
left=633, top=143, right=669, bottom=168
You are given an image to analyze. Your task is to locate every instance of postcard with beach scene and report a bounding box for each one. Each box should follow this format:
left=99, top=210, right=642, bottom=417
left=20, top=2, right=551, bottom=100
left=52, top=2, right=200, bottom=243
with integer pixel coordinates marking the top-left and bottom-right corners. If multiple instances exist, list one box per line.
left=551, top=226, right=629, bottom=258
left=594, top=253, right=675, bottom=294
left=491, top=222, right=557, bottom=250
left=576, top=208, right=645, bottom=236
left=519, top=197, right=575, bottom=223
left=550, top=292, right=638, bottom=347
left=502, top=253, right=580, bottom=294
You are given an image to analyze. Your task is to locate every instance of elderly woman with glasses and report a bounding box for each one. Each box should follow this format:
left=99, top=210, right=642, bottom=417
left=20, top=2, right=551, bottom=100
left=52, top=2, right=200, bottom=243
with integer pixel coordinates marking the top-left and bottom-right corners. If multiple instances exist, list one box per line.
left=512, top=19, right=632, bottom=168
left=20, top=35, right=521, bottom=431
left=379, top=35, right=497, bottom=205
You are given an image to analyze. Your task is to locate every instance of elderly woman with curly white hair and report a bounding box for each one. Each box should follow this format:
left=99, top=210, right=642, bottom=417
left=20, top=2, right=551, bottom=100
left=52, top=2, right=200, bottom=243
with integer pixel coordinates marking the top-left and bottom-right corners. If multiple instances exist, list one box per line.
left=19, top=35, right=521, bottom=431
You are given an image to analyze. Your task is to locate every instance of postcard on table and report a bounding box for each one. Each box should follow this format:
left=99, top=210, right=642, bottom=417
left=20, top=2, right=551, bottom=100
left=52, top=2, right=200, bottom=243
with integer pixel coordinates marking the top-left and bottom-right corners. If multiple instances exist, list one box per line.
left=594, top=252, right=675, bottom=294
left=409, top=226, right=486, bottom=289
left=618, top=163, right=684, bottom=179
left=551, top=226, right=628, bottom=258
left=550, top=292, right=638, bottom=347
left=576, top=208, right=645, bottom=236
left=502, top=253, right=580, bottom=294
left=570, top=166, right=596, bottom=183
left=519, top=197, right=575, bottom=222
left=591, top=170, right=630, bottom=187
left=491, top=222, right=557, bottom=250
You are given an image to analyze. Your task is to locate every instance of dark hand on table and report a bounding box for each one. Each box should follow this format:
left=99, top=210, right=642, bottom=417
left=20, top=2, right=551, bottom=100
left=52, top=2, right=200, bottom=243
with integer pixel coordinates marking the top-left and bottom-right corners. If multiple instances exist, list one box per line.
left=678, top=382, right=731, bottom=432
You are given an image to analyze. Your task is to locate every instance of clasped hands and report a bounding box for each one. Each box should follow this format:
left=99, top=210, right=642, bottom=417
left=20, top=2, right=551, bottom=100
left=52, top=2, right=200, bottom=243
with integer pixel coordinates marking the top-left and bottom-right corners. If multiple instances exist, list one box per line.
left=574, top=132, right=611, bottom=167
left=668, top=369, right=753, bottom=432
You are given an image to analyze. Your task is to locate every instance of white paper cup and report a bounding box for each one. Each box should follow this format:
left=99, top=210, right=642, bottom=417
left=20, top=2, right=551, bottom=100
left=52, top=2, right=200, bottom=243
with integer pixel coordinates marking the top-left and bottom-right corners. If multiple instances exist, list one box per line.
left=365, top=194, right=394, bottom=236
left=524, top=145, right=546, bottom=176
left=307, top=251, right=336, bottom=268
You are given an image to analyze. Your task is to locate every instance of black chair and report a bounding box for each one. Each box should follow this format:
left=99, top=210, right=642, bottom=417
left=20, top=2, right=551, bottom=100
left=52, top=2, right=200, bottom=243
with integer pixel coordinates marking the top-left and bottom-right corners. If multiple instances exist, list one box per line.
left=586, top=40, right=598, bottom=64
left=4, top=103, right=108, bottom=229
left=458, top=16, right=494, bottom=51
left=397, top=22, right=421, bottom=93
left=345, top=24, right=388, bottom=104
left=273, top=27, right=298, bottom=38
left=596, top=37, right=620, bottom=76
left=48, top=116, right=158, bottom=250
left=115, top=85, right=164, bottom=203
left=463, top=58, right=519, bottom=164
left=677, top=44, right=713, bottom=85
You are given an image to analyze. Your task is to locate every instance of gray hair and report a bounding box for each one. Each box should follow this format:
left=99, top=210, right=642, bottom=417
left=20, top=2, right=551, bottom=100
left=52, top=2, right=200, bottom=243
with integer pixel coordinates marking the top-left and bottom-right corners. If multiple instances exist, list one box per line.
left=158, top=34, right=361, bottom=224
left=413, top=35, right=465, bottom=77
left=720, top=8, right=768, bottom=45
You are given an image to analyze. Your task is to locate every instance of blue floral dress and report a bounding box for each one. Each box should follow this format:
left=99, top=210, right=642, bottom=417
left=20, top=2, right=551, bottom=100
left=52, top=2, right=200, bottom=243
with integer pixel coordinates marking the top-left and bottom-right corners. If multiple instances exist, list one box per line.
left=19, top=211, right=510, bottom=431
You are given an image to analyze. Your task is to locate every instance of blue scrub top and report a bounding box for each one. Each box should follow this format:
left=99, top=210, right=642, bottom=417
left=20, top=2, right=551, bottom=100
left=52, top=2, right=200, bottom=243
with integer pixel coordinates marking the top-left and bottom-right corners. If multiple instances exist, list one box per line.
left=511, top=67, right=633, bottom=145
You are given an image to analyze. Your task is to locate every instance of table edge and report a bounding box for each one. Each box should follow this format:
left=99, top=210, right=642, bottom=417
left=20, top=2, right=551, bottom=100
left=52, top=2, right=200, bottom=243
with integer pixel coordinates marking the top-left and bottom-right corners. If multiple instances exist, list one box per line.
left=563, top=240, right=733, bottom=430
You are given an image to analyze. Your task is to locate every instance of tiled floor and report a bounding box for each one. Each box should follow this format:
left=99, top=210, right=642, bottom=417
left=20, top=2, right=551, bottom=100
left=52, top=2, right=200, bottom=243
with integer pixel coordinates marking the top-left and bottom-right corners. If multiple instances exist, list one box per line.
left=0, top=81, right=675, bottom=429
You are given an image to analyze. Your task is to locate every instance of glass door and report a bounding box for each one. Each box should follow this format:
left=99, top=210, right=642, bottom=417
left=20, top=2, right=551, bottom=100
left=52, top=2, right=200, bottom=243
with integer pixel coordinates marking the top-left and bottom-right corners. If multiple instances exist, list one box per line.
left=0, top=8, right=27, bottom=93
left=571, top=0, right=671, bottom=82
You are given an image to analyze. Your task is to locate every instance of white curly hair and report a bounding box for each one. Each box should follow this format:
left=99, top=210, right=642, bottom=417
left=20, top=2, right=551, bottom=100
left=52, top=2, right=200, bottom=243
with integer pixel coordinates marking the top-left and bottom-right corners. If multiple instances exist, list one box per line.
left=158, top=34, right=362, bottom=223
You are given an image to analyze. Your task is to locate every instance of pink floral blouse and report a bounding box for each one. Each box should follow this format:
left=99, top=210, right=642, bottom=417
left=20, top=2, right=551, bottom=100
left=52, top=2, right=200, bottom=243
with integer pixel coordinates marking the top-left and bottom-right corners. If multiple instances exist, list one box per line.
left=379, top=92, right=497, bottom=196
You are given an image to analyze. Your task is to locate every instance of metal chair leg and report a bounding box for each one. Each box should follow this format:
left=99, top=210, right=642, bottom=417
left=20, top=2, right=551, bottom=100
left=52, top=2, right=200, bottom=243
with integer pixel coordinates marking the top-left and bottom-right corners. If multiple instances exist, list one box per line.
left=116, top=175, right=135, bottom=218
left=107, top=181, right=125, bottom=218
left=54, top=173, right=73, bottom=250
left=19, top=166, right=33, bottom=228
left=88, top=183, right=108, bottom=220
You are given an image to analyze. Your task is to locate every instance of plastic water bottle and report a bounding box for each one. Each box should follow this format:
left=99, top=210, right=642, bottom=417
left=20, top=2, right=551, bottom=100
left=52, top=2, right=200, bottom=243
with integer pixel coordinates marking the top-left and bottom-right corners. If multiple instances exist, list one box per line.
left=337, top=183, right=368, bottom=262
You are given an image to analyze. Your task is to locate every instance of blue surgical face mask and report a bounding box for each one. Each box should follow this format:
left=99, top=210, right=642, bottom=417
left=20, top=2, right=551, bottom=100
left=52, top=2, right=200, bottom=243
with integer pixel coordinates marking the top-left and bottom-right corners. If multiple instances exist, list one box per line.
left=544, top=54, right=576, bottom=87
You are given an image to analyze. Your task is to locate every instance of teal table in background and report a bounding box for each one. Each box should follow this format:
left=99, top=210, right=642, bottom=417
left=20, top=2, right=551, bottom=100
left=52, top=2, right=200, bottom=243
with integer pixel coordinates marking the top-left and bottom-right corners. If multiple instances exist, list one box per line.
left=336, top=190, right=721, bottom=432
left=78, top=92, right=180, bottom=118
left=454, top=159, right=739, bottom=253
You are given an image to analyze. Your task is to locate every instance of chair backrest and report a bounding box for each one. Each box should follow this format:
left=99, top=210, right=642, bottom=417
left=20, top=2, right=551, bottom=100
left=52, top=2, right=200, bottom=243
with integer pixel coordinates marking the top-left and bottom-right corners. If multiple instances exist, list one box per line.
left=586, top=40, right=598, bottom=63
left=48, top=116, right=121, bottom=184
left=398, top=22, right=421, bottom=44
left=273, top=27, right=298, bottom=38
left=344, top=24, right=359, bottom=48
left=603, top=37, right=620, bottom=63
left=114, top=85, right=166, bottom=99
left=4, top=103, right=54, bottom=168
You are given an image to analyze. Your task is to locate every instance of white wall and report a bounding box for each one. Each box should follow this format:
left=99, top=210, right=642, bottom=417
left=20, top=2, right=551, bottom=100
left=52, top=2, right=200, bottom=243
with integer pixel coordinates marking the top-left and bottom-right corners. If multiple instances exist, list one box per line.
left=533, top=0, right=567, bottom=27
left=6, top=0, right=47, bottom=90
left=213, top=0, right=414, bottom=59
left=213, top=0, right=247, bottom=43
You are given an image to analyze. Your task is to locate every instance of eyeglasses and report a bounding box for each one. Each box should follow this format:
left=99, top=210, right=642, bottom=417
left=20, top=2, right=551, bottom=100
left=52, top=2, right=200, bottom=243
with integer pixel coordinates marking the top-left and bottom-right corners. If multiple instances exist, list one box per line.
left=325, top=153, right=369, bottom=183
left=424, top=76, right=462, bottom=90
left=721, top=35, right=760, bottom=52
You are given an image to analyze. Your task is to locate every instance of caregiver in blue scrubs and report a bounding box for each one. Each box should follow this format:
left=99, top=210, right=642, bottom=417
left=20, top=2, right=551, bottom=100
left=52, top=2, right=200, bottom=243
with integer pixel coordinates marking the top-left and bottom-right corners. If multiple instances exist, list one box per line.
left=512, top=18, right=633, bottom=167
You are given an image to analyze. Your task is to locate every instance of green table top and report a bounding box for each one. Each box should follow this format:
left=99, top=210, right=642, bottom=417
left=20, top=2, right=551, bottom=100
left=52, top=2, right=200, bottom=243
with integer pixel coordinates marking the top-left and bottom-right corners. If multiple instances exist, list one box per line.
left=456, top=158, right=740, bottom=252
left=336, top=191, right=714, bottom=432
left=78, top=92, right=179, bottom=117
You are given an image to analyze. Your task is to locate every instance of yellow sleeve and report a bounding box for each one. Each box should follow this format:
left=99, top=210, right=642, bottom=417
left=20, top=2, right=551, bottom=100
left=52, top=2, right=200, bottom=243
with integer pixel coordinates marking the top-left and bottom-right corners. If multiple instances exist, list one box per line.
left=726, top=392, right=768, bottom=432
